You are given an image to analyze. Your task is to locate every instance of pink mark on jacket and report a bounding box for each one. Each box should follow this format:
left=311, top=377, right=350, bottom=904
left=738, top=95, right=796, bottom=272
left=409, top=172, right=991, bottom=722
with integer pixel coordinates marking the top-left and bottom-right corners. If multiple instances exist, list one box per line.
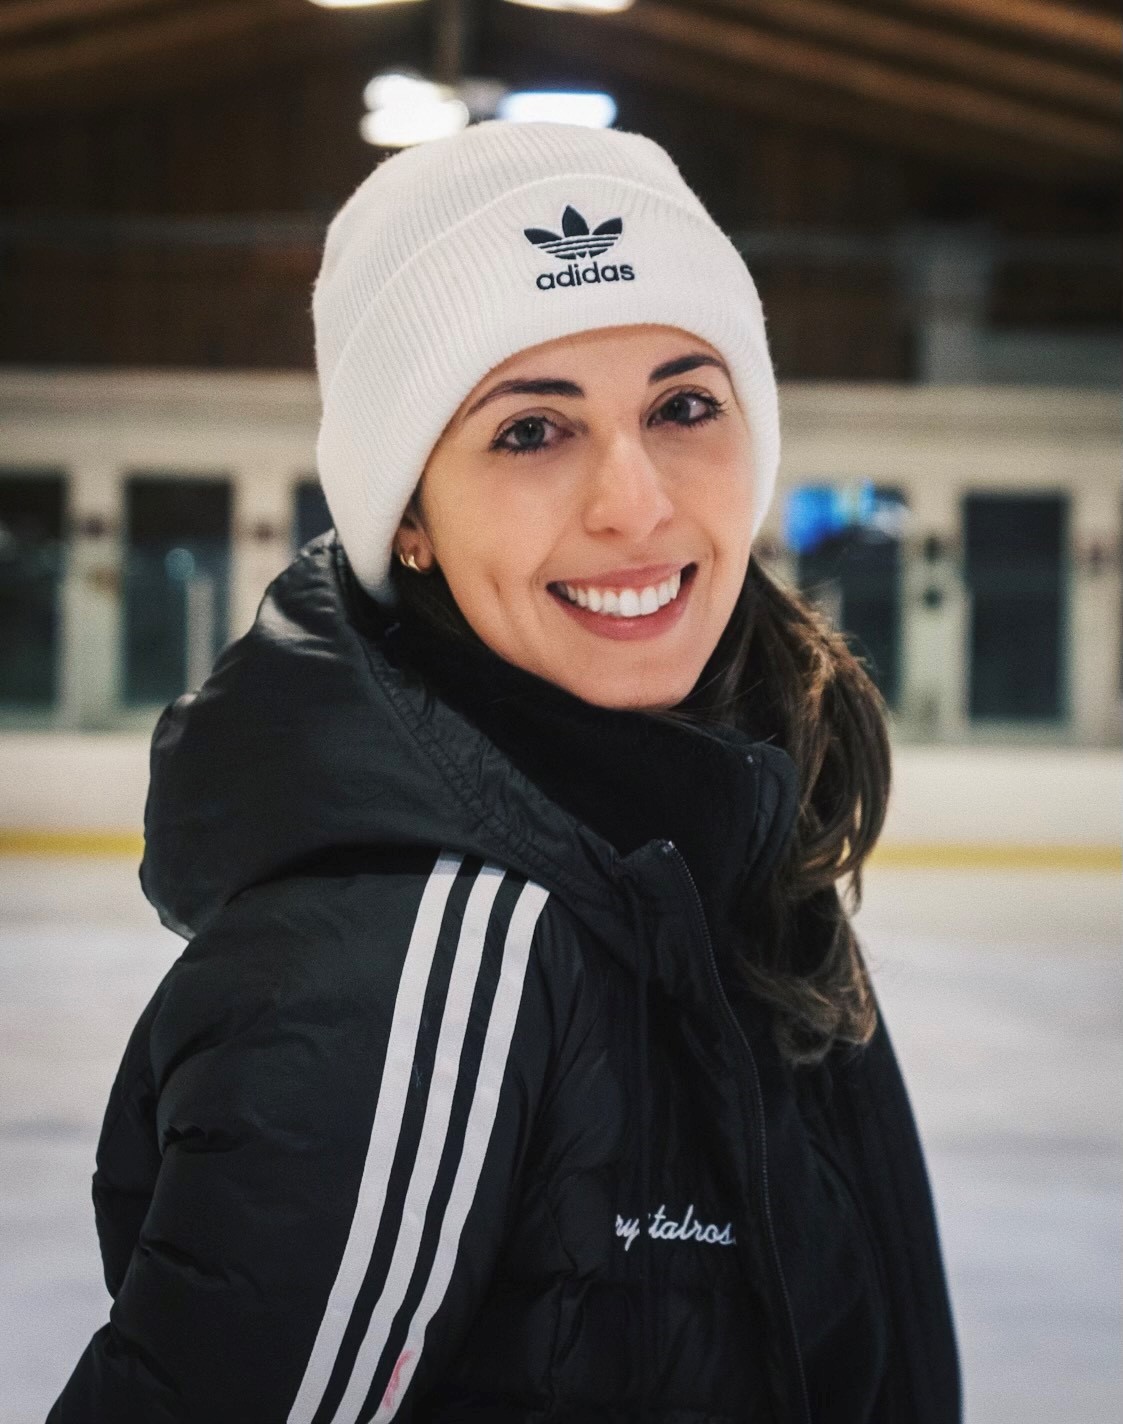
left=381, top=1350, right=413, bottom=1412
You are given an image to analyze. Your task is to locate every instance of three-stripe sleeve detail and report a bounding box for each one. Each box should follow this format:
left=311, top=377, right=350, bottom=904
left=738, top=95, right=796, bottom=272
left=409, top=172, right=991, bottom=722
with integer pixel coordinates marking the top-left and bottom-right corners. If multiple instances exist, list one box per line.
left=287, top=853, right=550, bottom=1424
left=327, top=864, right=506, bottom=1423
left=286, top=851, right=462, bottom=1424
left=373, top=879, right=550, bottom=1422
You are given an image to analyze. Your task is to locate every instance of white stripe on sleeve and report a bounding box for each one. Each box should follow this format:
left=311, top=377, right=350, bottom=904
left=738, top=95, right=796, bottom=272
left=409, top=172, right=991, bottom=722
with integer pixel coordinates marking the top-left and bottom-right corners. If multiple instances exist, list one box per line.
left=328, top=863, right=507, bottom=1424
left=373, top=879, right=550, bottom=1422
left=287, top=851, right=463, bottom=1424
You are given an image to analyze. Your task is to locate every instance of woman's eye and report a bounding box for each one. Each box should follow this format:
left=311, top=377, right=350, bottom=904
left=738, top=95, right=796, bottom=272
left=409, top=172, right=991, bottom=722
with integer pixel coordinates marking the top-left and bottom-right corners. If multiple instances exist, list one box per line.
left=654, top=389, right=727, bottom=428
left=491, top=415, right=563, bottom=457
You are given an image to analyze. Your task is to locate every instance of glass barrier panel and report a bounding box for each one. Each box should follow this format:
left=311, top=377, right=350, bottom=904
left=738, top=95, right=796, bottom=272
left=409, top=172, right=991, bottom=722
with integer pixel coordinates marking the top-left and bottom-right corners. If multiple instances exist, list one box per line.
left=0, top=471, right=66, bottom=707
left=294, top=478, right=332, bottom=552
left=964, top=492, right=1068, bottom=722
left=787, top=481, right=908, bottom=710
left=122, top=475, right=232, bottom=708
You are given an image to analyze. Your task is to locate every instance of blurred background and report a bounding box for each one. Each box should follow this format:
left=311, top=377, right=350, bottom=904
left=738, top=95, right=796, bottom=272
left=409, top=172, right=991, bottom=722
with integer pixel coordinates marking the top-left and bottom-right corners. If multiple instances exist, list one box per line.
left=0, top=1, right=1119, bottom=1420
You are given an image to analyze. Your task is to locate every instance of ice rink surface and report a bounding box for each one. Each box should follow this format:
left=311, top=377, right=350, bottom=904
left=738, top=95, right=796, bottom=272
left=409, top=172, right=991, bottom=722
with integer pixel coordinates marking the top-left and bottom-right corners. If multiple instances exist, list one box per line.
left=1, top=855, right=1119, bottom=1424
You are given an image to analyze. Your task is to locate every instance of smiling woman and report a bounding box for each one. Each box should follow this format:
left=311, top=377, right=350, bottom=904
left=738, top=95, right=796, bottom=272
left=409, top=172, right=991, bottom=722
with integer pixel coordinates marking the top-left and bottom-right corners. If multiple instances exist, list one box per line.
left=50, top=121, right=960, bottom=1424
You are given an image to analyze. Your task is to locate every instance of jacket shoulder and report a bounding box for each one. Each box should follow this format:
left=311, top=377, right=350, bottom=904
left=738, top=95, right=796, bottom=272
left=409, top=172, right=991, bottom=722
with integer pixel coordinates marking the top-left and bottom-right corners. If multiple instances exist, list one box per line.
left=146, top=849, right=600, bottom=1096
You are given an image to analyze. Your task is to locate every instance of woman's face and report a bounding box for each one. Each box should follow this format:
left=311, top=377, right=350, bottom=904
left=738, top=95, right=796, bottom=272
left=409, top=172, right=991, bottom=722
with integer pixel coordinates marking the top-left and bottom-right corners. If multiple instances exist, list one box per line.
left=399, top=324, right=755, bottom=709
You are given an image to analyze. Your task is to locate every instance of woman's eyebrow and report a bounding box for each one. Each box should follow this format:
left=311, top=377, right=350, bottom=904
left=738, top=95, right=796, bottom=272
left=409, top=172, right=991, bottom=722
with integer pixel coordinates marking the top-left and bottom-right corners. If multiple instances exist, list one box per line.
left=649, top=353, right=731, bottom=385
left=459, top=353, right=730, bottom=426
left=461, top=377, right=582, bottom=426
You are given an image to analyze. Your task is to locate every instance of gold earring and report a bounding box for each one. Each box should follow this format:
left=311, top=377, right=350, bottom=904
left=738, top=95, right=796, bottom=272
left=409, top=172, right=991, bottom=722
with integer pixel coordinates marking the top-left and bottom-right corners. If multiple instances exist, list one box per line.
left=398, top=549, right=421, bottom=572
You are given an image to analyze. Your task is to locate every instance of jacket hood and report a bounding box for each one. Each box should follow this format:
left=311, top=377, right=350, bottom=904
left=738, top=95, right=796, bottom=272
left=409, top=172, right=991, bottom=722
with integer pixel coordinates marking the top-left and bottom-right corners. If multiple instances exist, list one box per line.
left=141, top=533, right=798, bottom=959
left=142, top=534, right=626, bottom=941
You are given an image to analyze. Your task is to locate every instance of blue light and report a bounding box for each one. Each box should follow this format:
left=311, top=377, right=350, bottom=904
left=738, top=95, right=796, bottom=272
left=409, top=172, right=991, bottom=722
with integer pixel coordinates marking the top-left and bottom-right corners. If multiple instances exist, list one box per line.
left=784, top=481, right=907, bottom=553
left=784, top=486, right=847, bottom=555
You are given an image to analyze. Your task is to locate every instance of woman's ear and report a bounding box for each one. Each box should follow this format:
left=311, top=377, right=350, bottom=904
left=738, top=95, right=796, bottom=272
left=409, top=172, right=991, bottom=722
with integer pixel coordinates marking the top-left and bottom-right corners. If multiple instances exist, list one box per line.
left=393, top=497, right=437, bottom=573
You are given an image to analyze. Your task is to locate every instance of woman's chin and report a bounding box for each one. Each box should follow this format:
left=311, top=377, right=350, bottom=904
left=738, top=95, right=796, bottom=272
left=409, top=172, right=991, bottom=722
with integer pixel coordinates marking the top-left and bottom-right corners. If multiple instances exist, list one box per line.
left=546, top=662, right=700, bottom=712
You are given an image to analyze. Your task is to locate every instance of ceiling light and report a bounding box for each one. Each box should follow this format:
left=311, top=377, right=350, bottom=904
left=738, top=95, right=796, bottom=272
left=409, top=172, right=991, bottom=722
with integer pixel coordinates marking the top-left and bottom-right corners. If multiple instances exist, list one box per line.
left=500, top=0, right=634, bottom=12
left=361, top=69, right=470, bottom=148
left=363, top=71, right=448, bottom=112
left=309, top=0, right=424, bottom=9
left=497, top=90, right=617, bottom=127
left=360, top=97, right=470, bottom=147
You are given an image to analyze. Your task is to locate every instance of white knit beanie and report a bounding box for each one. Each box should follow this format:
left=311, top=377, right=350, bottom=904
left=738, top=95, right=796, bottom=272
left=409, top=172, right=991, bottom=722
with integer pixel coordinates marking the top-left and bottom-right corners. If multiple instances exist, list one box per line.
left=312, top=119, right=779, bottom=600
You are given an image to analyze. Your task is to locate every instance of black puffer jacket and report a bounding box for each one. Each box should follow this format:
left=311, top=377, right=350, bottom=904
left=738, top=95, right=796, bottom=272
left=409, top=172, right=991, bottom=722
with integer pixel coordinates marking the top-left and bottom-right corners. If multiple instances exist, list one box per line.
left=50, top=533, right=960, bottom=1424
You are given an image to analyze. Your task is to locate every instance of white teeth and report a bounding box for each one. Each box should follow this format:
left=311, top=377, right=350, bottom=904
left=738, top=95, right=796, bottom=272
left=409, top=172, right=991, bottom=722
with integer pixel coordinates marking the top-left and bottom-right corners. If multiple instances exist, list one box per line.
left=555, top=569, right=689, bottom=618
left=618, top=589, right=641, bottom=618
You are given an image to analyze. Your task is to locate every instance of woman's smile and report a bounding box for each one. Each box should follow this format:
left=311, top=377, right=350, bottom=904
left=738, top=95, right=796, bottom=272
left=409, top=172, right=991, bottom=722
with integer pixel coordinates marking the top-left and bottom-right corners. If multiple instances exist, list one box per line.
left=546, top=563, right=697, bottom=641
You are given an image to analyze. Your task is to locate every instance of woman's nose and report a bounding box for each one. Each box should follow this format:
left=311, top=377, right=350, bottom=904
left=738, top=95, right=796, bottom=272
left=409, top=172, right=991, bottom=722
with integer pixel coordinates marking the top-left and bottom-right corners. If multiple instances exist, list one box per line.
left=581, top=437, right=676, bottom=541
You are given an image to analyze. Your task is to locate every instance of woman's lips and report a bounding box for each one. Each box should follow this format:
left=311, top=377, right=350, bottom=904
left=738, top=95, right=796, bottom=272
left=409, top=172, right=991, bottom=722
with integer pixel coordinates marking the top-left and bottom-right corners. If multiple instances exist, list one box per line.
left=547, top=564, right=697, bottom=642
left=559, top=562, right=684, bottom=590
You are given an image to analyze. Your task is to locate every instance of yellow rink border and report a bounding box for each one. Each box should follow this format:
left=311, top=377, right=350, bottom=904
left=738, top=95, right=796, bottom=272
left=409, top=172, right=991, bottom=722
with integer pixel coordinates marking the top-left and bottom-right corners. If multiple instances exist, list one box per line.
left=869, top=842, right=1120, bottom=872
left=0, top=830, right=145, bottom=858
left=0, top=829, right=1119, bottom=873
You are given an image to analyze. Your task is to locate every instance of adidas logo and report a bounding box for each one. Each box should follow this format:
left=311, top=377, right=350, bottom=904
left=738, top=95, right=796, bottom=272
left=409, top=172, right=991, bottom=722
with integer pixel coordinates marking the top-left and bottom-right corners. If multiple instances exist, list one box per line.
left=523, top=204, right=635, bottom=291
left=524, top=204, right=623, bottom=260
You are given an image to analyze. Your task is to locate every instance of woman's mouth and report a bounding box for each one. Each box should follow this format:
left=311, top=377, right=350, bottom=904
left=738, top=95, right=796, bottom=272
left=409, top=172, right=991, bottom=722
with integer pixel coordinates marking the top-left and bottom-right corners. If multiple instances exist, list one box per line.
left=546, top=564, right=697, bottom=640
left=555, top=568, right=683, bottom=617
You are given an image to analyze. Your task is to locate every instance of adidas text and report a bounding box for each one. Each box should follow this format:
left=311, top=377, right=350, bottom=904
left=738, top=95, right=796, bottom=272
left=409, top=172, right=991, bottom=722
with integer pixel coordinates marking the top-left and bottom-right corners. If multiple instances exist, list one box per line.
left=536, top=261, right=636, bottom=291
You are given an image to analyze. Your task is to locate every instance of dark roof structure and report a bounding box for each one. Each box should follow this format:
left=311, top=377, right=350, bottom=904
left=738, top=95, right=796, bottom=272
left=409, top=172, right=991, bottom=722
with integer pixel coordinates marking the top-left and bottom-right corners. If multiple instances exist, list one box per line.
left=1, top=0, right=1118, bottom=178
left=0, top=0, right=1116, bottom=371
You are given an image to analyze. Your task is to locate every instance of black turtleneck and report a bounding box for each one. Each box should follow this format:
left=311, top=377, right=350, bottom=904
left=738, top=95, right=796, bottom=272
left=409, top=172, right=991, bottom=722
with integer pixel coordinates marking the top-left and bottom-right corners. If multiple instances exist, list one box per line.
left=374, top=595, right=796, bottom=950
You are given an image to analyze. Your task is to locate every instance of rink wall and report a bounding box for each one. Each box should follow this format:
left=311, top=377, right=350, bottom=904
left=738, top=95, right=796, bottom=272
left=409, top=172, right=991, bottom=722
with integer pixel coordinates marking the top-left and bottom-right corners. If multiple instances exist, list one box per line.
left=0, top=734, right=1118, bottom=868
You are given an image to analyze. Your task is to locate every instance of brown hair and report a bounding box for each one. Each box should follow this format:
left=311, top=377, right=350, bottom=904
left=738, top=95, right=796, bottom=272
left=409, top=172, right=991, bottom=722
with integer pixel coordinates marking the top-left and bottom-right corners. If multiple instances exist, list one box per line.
left=389, top=524, right=889, bottom=1067
left=683, top=554, right=889, bottom=1065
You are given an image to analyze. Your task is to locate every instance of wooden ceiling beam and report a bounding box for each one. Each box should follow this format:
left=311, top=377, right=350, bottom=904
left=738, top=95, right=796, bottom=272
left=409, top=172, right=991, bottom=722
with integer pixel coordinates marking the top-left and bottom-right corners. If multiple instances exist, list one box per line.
left=0, top=0, right=403, bottom=116
left=0, top=0, right=179, bottom=44
left=1, top=0, right=1116, bottom=177
left=714, top=0, right=1120, bottom=119
left=895, top=0, right=1122, bottom=61
left=491, top=7, right=1115, bottom=179
left=592, top=4, right=1119, bottom=166
left=0, top=2, right=285, bottom=107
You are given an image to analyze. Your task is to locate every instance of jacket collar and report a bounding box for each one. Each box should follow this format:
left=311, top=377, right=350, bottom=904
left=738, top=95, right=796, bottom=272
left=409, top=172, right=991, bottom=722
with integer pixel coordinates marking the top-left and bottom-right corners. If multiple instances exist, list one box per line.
left=375, top=585, right=795, bottom=959
left=141, top=535, right=798, bottom=999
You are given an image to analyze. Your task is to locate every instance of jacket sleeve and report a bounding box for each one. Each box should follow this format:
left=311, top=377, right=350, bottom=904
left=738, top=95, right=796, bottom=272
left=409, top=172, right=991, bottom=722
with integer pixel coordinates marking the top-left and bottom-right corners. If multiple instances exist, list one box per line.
left=47, top=852, right=576, bottom=1424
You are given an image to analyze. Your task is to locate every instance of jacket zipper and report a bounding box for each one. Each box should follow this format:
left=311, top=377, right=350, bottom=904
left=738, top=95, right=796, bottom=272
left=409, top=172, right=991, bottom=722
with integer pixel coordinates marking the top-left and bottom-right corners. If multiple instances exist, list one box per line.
left=660, top=839, right=812, bottom=1424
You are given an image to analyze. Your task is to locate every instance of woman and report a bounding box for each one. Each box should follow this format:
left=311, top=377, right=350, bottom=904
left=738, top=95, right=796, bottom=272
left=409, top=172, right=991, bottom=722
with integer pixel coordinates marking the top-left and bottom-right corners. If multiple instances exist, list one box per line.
left=51, top=121, right=959, bottom=1423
